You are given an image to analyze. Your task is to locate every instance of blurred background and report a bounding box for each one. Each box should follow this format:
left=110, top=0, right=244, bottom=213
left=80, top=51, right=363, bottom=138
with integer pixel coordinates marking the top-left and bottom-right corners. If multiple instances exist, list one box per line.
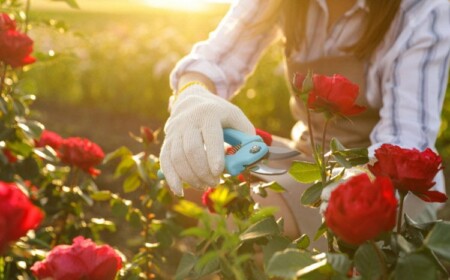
left=26, top=0, right=294, bottom=154
left=25, top=0, right=450, bottom=194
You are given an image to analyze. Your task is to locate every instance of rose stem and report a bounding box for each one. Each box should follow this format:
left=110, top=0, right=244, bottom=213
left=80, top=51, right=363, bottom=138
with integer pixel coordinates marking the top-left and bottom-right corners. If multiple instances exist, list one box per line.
left=396, top=191, right=407, bottom=233
left=321, top=118, right=331, bottom=181
left=0, top=63, right=6, bottom=93
left=24, top=0, right=31, bottom=34
left=306, top=109, right=321, bottom=172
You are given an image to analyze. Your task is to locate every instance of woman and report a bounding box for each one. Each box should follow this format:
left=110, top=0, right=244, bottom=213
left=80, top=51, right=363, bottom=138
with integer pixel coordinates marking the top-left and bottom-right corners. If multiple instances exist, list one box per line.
left=160, top=0, right=450, bottom=248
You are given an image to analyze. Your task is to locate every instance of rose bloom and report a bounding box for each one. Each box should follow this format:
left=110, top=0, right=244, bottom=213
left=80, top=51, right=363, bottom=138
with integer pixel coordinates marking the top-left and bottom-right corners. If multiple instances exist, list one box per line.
left=35, top=130, right=63, bottom=150
left=368, top=144, right=447, bottom=203
left=59, top=137, right=105, bottom=176
left=202, top=187, right=216, bottom=213
left=325, top=173, right=398, bottom=245
left=0, top=13, right=36, bottom=68
left=0, top=181, right=44, bottom=253
left=294, top=73, right=366, bottom=117
left=31, top=236, right=122, bottom=280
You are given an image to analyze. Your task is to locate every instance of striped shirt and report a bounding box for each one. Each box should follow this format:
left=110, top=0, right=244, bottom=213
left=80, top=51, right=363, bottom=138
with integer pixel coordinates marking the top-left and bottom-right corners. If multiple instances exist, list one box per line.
left=170, top=0, right=450, bottom=191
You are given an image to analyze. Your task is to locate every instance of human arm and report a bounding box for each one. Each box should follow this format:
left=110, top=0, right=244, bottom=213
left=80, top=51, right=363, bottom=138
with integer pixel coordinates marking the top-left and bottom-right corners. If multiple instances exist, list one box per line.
left=367, top=1, right=450, bottom=193
left=369, top=1, right=450, bottom=155
left=160, top=1, right=282, bottom=195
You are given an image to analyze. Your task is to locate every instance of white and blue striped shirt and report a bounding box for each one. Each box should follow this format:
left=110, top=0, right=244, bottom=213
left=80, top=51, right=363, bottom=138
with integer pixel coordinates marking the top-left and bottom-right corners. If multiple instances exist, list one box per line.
left=170, top=0, right=450, bottom=191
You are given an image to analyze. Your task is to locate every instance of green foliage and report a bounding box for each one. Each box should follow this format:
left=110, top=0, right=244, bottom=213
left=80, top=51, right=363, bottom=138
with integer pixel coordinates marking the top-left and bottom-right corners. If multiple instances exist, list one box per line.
left=1, top=1, right=450, bottom=279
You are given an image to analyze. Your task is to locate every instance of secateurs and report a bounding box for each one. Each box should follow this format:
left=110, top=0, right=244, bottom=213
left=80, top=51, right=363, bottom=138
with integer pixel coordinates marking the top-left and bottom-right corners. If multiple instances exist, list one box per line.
left=222, top=128, right=300, bottom=176
left=158, top=128, right=300, bottom=179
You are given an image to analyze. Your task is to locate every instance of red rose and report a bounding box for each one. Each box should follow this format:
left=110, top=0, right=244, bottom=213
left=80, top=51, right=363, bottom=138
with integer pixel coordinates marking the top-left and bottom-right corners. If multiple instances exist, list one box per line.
left=59, top=137, right=105, bottom=176
left=202, top=187, right=216, bottom=213
left=324, top=173, right=397, bottom=245
left=368, top=144, right=447, bottom=203
left=35, top=130, right=63, bottom=150
left=296, top=73, right=366, bottom=117
left=0, top=13, right=36, bottom=68
left=31, top=236, right=122, bottom=280
left=0, top=13, right=16, bottom=31
left=0, top=181, right=44, bottom=253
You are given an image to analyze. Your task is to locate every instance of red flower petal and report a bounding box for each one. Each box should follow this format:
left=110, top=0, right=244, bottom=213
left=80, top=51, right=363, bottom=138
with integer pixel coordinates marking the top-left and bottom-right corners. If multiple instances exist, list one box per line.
left=413, top=190, right=448, bottom=203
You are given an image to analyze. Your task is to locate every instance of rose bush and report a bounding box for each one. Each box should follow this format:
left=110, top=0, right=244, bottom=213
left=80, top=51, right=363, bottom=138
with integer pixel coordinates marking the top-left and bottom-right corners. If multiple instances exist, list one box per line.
left=1, top=1, right=450, bottom=279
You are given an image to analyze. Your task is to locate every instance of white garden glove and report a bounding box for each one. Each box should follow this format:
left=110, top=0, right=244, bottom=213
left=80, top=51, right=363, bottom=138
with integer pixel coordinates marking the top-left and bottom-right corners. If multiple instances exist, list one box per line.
left=160, top=84, right=255, bottom=196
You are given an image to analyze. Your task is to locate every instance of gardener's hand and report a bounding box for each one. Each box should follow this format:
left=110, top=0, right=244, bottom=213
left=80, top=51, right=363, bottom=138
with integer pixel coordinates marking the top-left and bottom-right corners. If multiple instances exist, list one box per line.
left=160, top=84, right=255, bottom=196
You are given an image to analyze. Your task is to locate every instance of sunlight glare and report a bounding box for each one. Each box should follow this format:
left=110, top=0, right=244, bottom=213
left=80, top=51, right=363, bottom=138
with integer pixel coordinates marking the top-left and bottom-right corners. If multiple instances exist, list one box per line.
left=142, top=0, right=231, bottom=11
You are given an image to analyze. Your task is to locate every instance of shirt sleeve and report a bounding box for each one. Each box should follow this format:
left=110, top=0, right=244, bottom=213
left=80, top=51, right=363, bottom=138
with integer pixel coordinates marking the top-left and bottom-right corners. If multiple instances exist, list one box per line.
left=169, top=0, right=281, bottom=99
left=369, top=1, right=450, bottom=156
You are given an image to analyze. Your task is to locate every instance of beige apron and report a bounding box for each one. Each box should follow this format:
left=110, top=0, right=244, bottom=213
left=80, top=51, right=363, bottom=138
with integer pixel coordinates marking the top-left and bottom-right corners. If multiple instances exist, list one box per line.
left=256, top=55, right=435, bottom=251
left=286, top=55, right=379, bottom=157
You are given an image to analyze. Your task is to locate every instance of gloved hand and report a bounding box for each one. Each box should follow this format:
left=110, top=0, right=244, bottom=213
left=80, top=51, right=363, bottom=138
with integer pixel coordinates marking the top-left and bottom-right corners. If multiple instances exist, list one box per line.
left=160, top=84, right=255, bottom=196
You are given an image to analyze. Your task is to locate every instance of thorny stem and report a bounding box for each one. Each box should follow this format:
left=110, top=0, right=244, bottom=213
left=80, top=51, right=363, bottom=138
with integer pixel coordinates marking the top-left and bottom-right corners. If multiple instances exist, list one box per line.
left=396, top=191, right=407, bottom=233
left=52, top=167, right=81, bottom=246
left=370, top=240, right=388, bottom=280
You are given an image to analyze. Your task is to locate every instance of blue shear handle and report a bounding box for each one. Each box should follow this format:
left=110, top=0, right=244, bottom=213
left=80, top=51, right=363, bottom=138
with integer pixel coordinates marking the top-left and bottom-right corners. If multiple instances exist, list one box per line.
left=158, top=128, right=267, bottom=179
left=223, top=128, right=262, bottom=147
left=223, top=128, right=268, bottom=176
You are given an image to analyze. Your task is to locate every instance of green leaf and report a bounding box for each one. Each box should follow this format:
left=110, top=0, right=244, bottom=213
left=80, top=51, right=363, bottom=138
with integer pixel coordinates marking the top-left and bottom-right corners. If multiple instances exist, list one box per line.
left=34, top=146, right=58, bottom=162
left=181, top=227, right=211, bottom=239
left=194, top=250, right=220, bottom=276
left=326, top=253, right=351, bottom=276
left=17, top=120, right=44, bottom=140
left=262, top=181, right=286, bottom=192
left=114, top=155, right=136, bottom=177
left=51, top=0, right=80, bottom=8
left=314, top=221, right=328, bottom=241
left=103, top=146, right=132, bottom=164
left=16, top=157, right=40, bottom=180
left=354, top=243, right=383, bottom=280
left=424, top=221, right=450, bottom=261
left=127, top=209, right=144, bottom=228
left=395, top=252, right=440, bottom=280
left=330, top=138, right=369, bottom=167
left=174, top=200, right=204, bottom=218
left=266, top=248, right=315, bottom=279
left=294, top=234, right=311, bottom=250
left=175, top=253, right=197, bottom=280
left=289, top=161, right=322, bottom=183
left=240, top=216, right=280, bottom=241
left=301, top=181, right=323, bottom=207
left=262, top=235, right=292, bottom=267
left=132, top=153, right=152, bottom=184
left=91, top=190, right=112, bottom=201
left=110, top=199, right=129, bottom=219
left=123, top=173, right=141, bottom=193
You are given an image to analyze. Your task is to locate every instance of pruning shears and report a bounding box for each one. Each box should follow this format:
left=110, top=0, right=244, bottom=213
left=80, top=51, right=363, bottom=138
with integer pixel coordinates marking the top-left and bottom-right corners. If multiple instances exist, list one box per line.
left=157, top=128, right=300, bottom=179
left=222, top=128, right=300, bottom=176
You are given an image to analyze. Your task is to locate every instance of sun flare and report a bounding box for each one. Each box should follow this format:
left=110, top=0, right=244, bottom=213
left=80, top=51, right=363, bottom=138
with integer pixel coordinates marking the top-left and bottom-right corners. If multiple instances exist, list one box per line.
left=141, top=0, right=228, bottom=11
